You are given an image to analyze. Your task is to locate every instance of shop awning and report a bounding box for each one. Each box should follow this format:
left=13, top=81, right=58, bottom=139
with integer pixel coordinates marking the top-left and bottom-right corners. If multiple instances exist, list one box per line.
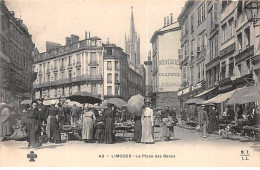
left=185, top=98, right=205, bottom=105
left=227, top=85, right=260, bottom=105
left=202, top=89, right=238, bottom=105
left=195, top=87, right=215, bottom=97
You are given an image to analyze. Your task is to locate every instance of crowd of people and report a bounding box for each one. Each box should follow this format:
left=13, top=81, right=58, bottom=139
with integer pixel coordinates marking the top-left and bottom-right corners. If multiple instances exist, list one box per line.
left=179, top=103, right=260, bottom=138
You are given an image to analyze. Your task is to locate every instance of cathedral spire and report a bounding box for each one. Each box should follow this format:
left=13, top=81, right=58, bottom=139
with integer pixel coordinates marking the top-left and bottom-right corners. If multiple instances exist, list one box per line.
left=129, top=6, right=136, bottom=41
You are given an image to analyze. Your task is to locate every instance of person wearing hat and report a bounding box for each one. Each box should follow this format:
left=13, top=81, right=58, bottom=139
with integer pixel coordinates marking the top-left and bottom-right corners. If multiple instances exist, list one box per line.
left=103, top=103, right=115, bottom=144
left=45, top=100, right=61, bottom=143
left=161, top=104, right=178, bottom=141
left=37, top=98, right=47, bottom=124
left=197, top=104, right=208, bottom=138
left=140, top=100, right=154, bottom=144
left=24, top=100, right=42, bottom=148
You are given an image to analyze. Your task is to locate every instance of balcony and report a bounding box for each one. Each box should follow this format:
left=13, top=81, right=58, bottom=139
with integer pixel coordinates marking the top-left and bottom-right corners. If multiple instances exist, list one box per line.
left=33, top=74, right=102, bottom=89
left=115, top=80, right=120, bottom=84
left=89, top=61, right=98, bottom=66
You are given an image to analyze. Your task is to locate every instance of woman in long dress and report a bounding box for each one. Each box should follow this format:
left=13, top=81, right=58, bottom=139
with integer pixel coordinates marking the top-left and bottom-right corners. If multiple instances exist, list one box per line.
left=82, top=108, right=96, bottom=142
left=103, top=105, right=114, bottom=144
left=207, top=106, right=218, bottom=134
left=25, top=100, right=42, bottom=148
left=141, top=102, right=154, bottom=144
left=0, top=107, right=12, bottom=137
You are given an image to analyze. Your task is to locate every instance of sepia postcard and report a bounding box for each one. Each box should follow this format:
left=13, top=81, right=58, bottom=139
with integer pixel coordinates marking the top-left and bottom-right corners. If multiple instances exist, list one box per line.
left=0, top=0, right=260, bottom=167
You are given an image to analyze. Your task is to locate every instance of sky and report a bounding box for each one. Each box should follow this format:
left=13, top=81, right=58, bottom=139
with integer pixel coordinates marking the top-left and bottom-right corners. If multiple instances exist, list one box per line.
left=5, top=0, right=186, bottom=64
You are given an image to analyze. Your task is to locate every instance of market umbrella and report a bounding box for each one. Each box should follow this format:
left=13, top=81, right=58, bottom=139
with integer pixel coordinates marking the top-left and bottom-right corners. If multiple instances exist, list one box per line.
left=67, top=91, right=102, bottom=104
left=127, top=94, right=145, bottom=116
left=0, top=103, right=14, bottom=110
left=185, top=98, right=205, bottom=105
left=104, top=98, right=127, bottom=108
left=227, top=85, right=260, bottom=105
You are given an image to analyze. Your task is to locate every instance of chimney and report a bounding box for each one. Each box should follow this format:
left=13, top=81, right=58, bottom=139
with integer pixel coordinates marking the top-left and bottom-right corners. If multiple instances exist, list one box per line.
left=89, top=32, right=90, bottom=39
left=148, top=50, right=151, bottom=61
left=107, top=38, right=109, bottom=44
left=170, top=13, right=173, bottom=24
left=164, top=17, right=166, bottom=27
left=85, top=31, right=88, bottom=39
left=66, top=37, right=71, bottom=45
left=71, top=34, right=79, bottom=44
left=167, top=16, right=169, bottom=26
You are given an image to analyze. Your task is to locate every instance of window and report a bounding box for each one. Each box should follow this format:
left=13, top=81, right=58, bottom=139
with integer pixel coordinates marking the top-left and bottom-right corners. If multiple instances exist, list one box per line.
left=54, top=88, right=57, bottom=97
left=210, top=10, right=214, bottom=30
left=182, top=66, right=187, bottom=82
left=69, top=86, right=72, bottom=95
left=246, top=60, right=251, bottom=73
left=221, top=61, right=226, bottom=80
left=115, top=86, right=119, bottom=95
left=222, top=24, right=227, bottom=43
left=90, top=67, right=97, bottom=76
left=91, top=84, right=97, bottom=94
left=237, top=0, right=243, bottom=16
left=54, top=60, right=57, bottom=68
left=202, top=61, right=205, bottom=79
left=107, top=86, right=112, bottom=95
left=68, top=71, right=72, bottom=80
left=54, top=73, right=58, bottom=81
left=229, top=57, right=234, bottom=77
left=107, top=61, right=112, bottom=70
left=201, top=32, right=207, bottom=49
left=198, top=64, right=201, bottom=81
left=197, top=35, right=201, bottom=52
left=191, top=40, right=194, bottom=56
left=76, top=68, right=81, bottom=77
left=191, top=14, right=194, bottom=32
left=47, top=75, right=50, bottom=82
left=115, top=61, right=119, bottom=70
left=68, top=56, right=71, bottom=65
left=210, top=39, right=214, bottom=60
left=90, top=53, right=97, bottom=64
left=107, top=48, right=112, bottom=55
left=198, top=2, right=206, bottom=25
left=62, top=86, right=65, bottom=96
left=237, top=33, right=242, bottom=52
left=238, top=64, right=242, bottom=76
left=228, top=19, right=234, bottom=38
left=215, top=35, right=219, bottom=58
left=245, top=27, right=250, bottom=48
left=107, top=73, right=112, bottom=83
left=115, top=73, right=119, bottom=83
left=190, top=67, right=194, bottom=84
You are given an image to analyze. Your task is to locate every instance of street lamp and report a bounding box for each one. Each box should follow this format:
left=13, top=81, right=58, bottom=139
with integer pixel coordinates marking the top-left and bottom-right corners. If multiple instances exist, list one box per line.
left=245, top=0, right=260, bottom=27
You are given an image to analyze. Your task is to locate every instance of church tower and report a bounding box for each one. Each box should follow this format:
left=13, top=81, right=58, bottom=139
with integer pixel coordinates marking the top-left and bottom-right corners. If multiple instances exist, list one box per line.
left=125, top=7, right=140, bottom=70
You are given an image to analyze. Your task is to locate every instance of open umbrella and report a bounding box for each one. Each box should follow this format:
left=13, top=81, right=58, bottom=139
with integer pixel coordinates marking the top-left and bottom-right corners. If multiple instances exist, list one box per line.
left=227, top=85, right=260, bottom=105
left=127, top=94, right=144, bottom=116
left=20, top=99, right=32, bottom=105
left=185, top=98, right=205, bottom=105
left=104, top=98, right=127, bottom=108
left=67, top=91, right=102, bottom=104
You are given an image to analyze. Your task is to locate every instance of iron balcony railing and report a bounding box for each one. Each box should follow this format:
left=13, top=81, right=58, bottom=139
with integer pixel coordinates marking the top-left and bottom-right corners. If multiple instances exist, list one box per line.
left=33, top=74, right=102, bottom=88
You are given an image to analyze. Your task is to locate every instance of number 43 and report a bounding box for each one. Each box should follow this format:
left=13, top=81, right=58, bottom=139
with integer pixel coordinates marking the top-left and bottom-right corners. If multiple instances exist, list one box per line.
left=99, top=154, right=104, bottom=158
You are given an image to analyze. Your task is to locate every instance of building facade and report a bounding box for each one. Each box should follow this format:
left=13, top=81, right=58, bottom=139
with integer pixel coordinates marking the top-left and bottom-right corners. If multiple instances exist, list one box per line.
left=33, top=33, right=144, bottom=103
left=178, top=0, right=259, bottom=114
left=177, top=0, right=209, bottom=109
left=125, top=7, right=140, bottom=71
left=150, top=15, right=181, bottom=110
left=33, top=34, right=104, bottom=104
left=0, top=0, right=35, bottom=106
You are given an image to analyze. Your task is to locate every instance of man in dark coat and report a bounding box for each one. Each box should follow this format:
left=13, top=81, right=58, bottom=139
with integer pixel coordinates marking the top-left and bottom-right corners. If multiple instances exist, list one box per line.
left=38, top=98, right=47, bottom=124
left=227, top=105, right=235, bottom=121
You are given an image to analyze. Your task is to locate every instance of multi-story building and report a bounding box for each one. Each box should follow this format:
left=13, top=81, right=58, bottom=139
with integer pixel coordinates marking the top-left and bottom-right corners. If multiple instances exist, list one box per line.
left=125, top=7, right=140, bottom=71
left=150, top=14, right=181, bottom=110
left=33, top=33, right=144, bottom=104
left=177, top=0, right=209, bottom=109
left=0, top=0, right=35, bottom=106
left=178, top=0, right=259, bottom=115
left=33, top=33, right=104, bottom=104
